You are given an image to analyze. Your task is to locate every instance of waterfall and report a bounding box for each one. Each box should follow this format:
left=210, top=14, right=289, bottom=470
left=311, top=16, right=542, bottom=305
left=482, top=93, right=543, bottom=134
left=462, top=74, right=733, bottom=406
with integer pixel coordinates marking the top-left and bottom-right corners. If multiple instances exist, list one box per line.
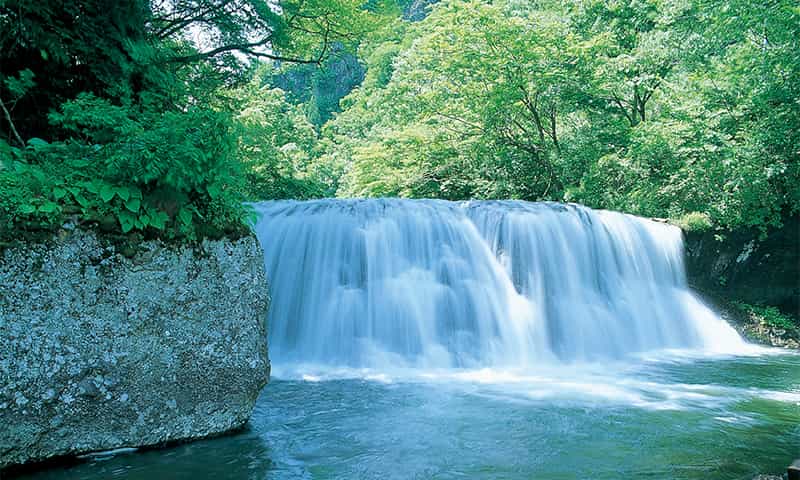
left=253, top=199, right=745, bottom=367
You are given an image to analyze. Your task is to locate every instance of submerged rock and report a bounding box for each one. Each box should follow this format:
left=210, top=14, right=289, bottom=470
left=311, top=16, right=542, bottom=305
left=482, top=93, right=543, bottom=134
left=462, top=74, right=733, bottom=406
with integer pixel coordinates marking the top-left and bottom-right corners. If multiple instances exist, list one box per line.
left=0, top=230, right=270, bottom=470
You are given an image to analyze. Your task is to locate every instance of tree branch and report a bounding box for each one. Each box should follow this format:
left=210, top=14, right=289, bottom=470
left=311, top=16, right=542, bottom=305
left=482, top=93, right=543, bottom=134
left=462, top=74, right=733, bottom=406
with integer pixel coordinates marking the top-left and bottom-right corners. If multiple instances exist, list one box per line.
left=611, top=92, right=635, bottom=126
left=0, top=93, right=24, bottom=149
left=165, top=38, right=325, bottom=65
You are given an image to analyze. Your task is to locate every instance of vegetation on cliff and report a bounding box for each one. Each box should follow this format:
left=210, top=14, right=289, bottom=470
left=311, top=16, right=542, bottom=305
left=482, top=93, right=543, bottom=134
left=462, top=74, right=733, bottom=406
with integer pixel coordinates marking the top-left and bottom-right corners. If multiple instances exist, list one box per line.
left=1, top=0, right=798, bottom=241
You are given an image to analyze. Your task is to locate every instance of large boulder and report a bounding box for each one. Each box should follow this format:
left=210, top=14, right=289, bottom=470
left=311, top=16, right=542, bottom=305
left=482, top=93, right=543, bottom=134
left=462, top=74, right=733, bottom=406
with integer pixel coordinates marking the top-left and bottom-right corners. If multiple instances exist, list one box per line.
left=0, top=229, right=270, bottom=470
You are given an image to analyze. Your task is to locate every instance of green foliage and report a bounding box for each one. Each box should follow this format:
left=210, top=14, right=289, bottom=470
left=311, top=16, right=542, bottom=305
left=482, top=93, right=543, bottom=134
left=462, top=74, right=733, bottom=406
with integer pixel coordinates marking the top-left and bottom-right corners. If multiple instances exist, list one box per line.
left=322, top=0, right=586, bottom=200
left=671, top=212, right=713, bottom=233
left=734, top=302, right=798, bottom=333
left=0, top=0, right=373, bottom=242
left=315, top=0, right=799, bottom=232
left=1, top=0, right=798, bottom=242
left=223, top=69, right=333, bottom=200
left=1, top=100, right=248, bottom=240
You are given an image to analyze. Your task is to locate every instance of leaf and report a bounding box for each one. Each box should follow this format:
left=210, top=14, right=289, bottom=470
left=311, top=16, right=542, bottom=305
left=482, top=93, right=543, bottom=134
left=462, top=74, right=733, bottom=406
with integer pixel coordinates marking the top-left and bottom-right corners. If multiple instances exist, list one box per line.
left=115, top=186, right=131, bottom=202
left=118, top=210, right=136, bottom=233
left=242, top=206, right=260, bottom=226
left=38, top=202, right=58, bottom=213
left=85, top=181, right=101, bottom=194
left=71, top=157, right=92, bottom=169
left=149, top=210, right=168, bottom=230
left=124, top=197, right=141, bottom=213
left=0, top=139, right=11, bottom=160
left=207, top=183, right=222, bottom=199
left=19, top=204, right=36, bottom=214
left=138, top=213, right=150, bottom=227
left=11, top=161, right=25, bottom=173
left=74, top=194, right=90, bottom=208
left=178, top=207, right=193, bottom=226
left=27, top=137, right=49, bottom=148
left=150, top=212, right=169, bottom=230
left=53, top=187, right=67, bottom=200
left=99, top=184, right=115, bottom=203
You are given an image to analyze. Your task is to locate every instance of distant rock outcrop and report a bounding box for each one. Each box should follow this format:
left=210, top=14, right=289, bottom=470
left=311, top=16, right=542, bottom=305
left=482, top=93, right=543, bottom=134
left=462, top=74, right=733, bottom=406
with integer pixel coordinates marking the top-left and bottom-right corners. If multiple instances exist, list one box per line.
left=404, top=0, right=440, bottom=21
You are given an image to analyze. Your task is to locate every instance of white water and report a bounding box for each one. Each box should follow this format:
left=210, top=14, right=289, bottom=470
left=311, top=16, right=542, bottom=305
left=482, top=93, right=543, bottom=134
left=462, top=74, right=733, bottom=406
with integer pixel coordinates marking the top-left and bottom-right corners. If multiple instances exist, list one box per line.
left=253, top=199, right=746, bottom=369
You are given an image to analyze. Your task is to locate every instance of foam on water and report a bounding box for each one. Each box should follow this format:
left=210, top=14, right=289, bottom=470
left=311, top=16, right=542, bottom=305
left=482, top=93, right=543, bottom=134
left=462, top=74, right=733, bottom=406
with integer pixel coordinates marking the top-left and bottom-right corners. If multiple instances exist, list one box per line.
left=253, top=199, right=748, bottom=370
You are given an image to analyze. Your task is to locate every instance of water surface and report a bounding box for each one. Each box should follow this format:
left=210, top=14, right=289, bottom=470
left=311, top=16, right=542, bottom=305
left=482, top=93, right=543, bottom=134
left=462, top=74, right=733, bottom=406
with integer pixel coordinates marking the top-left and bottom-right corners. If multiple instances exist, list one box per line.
left=21, top=351, right=800, bottom=479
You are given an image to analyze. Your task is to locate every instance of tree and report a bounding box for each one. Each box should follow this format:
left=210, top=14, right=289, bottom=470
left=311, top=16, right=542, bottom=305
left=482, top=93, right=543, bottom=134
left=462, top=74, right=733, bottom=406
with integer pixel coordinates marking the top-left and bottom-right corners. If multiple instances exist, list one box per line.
left=0, top=0, right=372, bottom=240
left=312, top=0, right=798, bottom=232
left=0, top=0, right=370, bottom=143
left=324, top=0, right=586, bottom=200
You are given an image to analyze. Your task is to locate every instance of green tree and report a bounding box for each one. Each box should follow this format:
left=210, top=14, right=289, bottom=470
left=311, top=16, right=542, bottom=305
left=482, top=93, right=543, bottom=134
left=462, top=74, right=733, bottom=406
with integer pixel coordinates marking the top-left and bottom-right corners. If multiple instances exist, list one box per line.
left=0, top=0, right=373, bottom=240
left=325, top=0, right=587, bottom=200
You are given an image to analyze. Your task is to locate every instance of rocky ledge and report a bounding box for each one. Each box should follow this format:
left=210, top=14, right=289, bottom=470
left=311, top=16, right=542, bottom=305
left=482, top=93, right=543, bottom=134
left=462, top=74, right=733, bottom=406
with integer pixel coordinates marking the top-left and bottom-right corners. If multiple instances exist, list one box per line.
left=683, top=216, right=799, bottom=349
left=0, top=229, right=270, bottom=471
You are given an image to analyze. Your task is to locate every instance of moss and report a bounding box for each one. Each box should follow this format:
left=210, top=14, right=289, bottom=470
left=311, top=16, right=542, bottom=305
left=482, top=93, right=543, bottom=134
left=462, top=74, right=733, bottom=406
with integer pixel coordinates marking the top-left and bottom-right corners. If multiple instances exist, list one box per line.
left=691, top=286, right=799, bottom=349
left=0, top=221, right=256, bottom=259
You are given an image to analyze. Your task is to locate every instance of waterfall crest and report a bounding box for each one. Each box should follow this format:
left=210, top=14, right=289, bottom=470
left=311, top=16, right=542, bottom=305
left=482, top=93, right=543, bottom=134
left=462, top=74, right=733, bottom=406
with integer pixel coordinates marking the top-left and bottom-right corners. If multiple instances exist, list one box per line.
left=253, top=199, right=745, bottom=367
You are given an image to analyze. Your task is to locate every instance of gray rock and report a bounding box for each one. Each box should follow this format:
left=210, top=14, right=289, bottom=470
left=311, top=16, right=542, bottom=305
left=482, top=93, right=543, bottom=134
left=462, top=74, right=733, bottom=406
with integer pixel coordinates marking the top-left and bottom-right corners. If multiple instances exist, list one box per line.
left=0, top=230, right=270, bottom=469
left=682, top=216, right=799, bottom=348
left=683, top=216, right=799, bottom=316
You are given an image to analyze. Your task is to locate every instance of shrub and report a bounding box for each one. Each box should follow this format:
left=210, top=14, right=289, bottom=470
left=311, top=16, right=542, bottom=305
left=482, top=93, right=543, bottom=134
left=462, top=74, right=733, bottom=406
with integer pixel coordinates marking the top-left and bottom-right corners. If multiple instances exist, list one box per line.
left=671, top=212, right=713, bottom=233
left=1, top=94, right=251, bottom=243
left=735, top=302, right=798, bottom=332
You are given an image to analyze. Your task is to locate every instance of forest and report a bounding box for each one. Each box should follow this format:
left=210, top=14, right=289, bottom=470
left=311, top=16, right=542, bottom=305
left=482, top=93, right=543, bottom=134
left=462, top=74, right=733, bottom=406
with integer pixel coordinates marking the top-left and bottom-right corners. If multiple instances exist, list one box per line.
left=1, top=0, right=798, bottom=241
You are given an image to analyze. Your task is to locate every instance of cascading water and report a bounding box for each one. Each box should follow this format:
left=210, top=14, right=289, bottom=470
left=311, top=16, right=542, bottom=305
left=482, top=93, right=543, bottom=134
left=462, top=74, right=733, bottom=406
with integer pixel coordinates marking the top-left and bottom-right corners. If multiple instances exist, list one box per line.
left=253, top=199, right=746, bottom=368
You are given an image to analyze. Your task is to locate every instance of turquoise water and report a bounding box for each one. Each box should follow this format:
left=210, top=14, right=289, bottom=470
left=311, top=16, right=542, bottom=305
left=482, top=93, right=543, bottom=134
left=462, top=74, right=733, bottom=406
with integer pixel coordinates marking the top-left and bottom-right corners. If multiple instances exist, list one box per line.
left=19, top=351, right=800, bottom=479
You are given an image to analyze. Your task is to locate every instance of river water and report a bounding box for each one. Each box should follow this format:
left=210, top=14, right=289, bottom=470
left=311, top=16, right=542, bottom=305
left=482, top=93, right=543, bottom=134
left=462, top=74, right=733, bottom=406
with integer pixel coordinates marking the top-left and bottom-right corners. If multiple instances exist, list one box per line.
left=20, top=352, right=800, bottom=479
left=18, top=199, right=800, bottom=479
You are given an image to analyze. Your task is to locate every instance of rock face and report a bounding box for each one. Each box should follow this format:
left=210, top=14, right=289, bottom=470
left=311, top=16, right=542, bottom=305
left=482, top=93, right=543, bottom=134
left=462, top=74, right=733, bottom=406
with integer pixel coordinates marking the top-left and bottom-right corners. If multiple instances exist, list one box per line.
left=0, top=230, right=270, bottom=470
left=683, top=216, right=799, bottom=315
left=683, top=216, right=799, bottom=347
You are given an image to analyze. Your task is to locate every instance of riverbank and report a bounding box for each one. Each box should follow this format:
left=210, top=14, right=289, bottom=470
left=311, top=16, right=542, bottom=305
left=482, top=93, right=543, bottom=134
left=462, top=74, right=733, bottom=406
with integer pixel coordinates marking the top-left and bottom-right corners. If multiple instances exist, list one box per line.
left=703, top=296, right=799, bottom=349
